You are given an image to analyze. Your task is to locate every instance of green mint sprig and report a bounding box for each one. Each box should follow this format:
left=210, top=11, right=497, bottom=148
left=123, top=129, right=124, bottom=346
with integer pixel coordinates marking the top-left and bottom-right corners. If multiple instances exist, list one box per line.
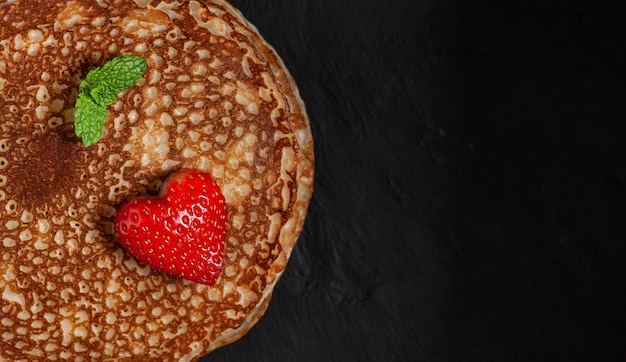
left=75, top=55, right=147, bottom=147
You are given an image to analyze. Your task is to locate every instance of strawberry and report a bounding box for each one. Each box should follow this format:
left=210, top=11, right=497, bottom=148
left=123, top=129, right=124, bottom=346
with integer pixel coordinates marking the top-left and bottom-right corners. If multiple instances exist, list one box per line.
left=114, top=169, right=227, bottom=285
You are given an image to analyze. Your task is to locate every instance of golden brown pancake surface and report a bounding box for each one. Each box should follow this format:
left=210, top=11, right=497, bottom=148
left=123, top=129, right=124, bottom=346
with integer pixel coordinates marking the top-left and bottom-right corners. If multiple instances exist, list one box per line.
left=0, top=0, right=313, bottom=360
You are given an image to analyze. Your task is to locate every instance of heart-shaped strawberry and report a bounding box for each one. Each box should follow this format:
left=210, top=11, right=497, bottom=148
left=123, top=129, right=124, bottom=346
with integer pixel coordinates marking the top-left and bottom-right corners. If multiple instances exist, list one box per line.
left=114, top=169, right=227, bottom=285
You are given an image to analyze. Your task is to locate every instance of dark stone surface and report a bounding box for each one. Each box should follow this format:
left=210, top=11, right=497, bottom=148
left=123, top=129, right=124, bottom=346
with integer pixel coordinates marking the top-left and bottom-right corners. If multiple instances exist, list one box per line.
left=203, top=1, right=626, bottom=361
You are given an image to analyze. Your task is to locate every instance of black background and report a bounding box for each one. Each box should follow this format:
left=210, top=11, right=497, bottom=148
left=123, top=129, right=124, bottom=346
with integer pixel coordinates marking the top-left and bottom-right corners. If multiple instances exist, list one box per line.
left=203, top=1, right=626, bottom=361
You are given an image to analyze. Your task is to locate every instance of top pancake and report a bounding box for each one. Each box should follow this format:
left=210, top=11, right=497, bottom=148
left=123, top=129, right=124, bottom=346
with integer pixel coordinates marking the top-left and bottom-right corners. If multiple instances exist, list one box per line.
left=0, top=0, right=314, bottom=360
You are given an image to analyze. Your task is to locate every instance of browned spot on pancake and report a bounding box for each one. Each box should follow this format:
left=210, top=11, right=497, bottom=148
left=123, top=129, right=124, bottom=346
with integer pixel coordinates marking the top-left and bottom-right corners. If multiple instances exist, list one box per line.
left=5, top=131, right=82, bottom=208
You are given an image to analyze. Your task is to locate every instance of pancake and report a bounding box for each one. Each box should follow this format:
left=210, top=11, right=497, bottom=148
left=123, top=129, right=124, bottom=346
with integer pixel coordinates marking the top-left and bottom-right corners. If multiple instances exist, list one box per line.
left=0, top=0, right=314, bottom=360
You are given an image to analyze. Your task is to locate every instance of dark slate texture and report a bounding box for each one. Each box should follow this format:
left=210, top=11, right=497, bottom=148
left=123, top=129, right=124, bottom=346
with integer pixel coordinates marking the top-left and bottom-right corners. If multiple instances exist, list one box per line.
left=202, top=0, right=626, bottom=361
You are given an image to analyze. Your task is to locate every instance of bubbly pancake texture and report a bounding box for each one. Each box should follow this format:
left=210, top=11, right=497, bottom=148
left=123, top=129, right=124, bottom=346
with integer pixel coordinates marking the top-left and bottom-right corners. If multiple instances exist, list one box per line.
left=0, top=0, right=314, bottom=360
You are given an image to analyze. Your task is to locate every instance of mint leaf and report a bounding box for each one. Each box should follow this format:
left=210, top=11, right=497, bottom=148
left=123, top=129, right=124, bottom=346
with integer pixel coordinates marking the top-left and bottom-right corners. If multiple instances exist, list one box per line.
left=75, top=55, right=147, bottom=147
left=90, top=85, right=117, bottom=106
left=86, top=55, right=147, bottom=95
left=75, top=92, right=109, bottom=147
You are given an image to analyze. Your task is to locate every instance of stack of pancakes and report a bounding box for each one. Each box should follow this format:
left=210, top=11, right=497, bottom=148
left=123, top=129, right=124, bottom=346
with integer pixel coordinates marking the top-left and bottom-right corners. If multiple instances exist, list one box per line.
left=0, top=0, right=313, bottom=360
